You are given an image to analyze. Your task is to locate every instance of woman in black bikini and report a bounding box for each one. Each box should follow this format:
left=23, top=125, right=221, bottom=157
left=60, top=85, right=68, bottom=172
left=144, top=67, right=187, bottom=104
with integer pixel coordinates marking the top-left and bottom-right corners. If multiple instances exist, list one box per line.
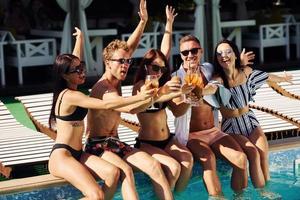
left=133, top=49, right=194, bottom=192
left=132, top=6, right=195, bottom=192
left=48, top=27, right=153, bottom=199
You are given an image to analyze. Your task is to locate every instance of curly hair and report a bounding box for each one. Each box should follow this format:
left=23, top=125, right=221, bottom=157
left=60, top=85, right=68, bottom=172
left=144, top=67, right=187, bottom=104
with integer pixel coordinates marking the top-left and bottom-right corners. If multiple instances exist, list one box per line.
left=102, top=39, right=129, bottom=63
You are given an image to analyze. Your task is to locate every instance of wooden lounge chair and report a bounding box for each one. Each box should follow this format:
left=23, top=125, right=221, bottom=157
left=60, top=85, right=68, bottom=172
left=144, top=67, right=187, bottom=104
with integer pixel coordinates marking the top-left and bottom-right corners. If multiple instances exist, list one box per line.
left=250, top=81, right=300, bottom=124
left=0, top=101, right=54, bottom=178
left=247, top=81, right=300, bottom=139
left=251, top=108, right=299, bottom=139
left=15, top=93, right=56, bottom=140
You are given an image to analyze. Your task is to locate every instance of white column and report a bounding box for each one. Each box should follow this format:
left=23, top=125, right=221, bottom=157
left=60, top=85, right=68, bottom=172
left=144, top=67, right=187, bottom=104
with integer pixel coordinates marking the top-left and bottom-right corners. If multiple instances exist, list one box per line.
left=212, top=0, right=222, bottom=48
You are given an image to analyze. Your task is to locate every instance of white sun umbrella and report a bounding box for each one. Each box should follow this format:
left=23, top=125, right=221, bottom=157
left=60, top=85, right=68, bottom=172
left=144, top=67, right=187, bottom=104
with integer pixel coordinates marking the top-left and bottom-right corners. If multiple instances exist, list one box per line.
left=56, top=0, right=96, bottom=76
left=78, top=0, right=96, bottom=76
left=56, top=0, right=72, bottom=54
left=212, top=0, right=222, bottom=49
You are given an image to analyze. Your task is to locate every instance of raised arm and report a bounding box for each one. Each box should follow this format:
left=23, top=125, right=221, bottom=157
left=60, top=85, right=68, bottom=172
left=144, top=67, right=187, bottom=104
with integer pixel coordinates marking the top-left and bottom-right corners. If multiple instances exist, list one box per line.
left=268, top=71, right=293, bottom=84
left=67, top=89, right=153, bottom=111
left=72, top=27, right=83, bottom=60
left=126, top=0, right=148, bottom=56
left=160, top=5, right=177, bottom=59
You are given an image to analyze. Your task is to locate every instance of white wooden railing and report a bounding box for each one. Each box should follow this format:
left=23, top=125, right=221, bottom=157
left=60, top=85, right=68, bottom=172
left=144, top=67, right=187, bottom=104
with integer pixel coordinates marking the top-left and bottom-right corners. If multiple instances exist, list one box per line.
left=243, top=23, right=290, bottom=63
left=0, top=30, right=57, bottom=85
left=30, top=29, right=117, bottom=75
left=6, top=38, right=56, bottom=85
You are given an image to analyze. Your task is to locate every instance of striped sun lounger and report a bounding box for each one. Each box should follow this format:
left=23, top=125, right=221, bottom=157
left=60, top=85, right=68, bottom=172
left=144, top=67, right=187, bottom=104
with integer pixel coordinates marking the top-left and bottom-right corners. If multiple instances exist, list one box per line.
left=15, top=86, right=140, bottom=146
left=0, top=101, right=54, bottom=178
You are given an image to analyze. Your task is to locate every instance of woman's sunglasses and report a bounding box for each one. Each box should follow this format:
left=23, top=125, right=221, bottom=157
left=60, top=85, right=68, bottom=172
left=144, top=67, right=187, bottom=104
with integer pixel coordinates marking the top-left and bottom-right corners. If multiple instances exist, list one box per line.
left=150, top=64, right=168, bottom=73
left=67, top=62, right=86, bottom=74
left=180, top=48, right=201, bottom=56
left=216, top=49, right=233, bottom=57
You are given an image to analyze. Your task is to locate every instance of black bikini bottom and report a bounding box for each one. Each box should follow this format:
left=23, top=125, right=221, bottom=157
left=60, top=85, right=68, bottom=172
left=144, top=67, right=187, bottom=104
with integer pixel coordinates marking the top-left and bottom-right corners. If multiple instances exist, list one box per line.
left=51, top=143, right=82, bottom=161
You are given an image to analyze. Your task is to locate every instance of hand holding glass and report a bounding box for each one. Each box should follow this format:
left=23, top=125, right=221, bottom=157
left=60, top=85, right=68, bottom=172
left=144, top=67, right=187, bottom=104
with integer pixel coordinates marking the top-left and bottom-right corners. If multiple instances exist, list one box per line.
left=145, top=75, right=159, bottom=109
left=184, top=65, right=204, bottom=106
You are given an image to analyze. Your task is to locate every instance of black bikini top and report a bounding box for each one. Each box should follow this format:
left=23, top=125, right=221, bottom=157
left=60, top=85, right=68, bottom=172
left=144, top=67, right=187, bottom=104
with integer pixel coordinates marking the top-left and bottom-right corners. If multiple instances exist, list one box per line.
left=55, top=90, right=88, bottom=121
left=142, top=102, right=168, bottom=113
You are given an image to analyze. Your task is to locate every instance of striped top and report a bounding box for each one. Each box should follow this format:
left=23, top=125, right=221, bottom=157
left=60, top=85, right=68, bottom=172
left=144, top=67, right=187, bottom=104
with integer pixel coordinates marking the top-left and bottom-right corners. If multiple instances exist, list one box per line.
left=221, top=70, right=269, bottom=136
left=225, top=70, right=269, bottom=109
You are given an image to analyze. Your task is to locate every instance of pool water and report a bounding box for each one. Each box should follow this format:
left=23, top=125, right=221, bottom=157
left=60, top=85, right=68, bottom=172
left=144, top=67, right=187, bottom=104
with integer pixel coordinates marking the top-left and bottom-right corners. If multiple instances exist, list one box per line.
left=2, top=146, right=300, bottom=200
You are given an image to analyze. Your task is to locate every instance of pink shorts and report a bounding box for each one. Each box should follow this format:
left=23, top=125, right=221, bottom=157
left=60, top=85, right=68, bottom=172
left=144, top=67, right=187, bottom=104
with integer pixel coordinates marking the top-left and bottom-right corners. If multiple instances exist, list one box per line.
left=188, top=127, right=227, bottom=145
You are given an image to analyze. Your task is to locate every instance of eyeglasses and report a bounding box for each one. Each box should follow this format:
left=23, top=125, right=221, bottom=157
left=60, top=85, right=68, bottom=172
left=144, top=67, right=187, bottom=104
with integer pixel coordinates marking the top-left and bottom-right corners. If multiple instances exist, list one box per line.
left=151, top=64, right=168, bottom=73
left=180, top=48, right=201, bottom=56
left=216, top=49, right=233, bottom=57
left=68, top=62, right=86, bottom=74
left=109, top=58, right=133, bottom=65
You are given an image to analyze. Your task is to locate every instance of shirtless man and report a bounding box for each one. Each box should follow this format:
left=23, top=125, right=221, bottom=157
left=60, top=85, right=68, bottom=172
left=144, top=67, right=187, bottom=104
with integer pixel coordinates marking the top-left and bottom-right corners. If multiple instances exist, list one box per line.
left=86, top=40, right=173, bottom=200
left=168, top=35, right=249, bottom=196
left=84, top=1, right=173, bottom=199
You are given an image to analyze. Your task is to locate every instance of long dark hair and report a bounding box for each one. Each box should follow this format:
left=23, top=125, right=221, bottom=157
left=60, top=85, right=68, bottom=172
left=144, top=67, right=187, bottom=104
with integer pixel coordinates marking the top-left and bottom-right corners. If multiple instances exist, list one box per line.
left=49, top=54, right=78, bottom=129
left=134, top=49, right=171, bottom=86
left=213, top=39, right=242, bottom=88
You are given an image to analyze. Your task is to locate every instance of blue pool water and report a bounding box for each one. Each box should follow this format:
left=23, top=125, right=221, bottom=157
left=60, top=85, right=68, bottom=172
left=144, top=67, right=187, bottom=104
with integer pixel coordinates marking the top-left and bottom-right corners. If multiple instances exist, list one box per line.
left=2, top=146, right=300, bottom=200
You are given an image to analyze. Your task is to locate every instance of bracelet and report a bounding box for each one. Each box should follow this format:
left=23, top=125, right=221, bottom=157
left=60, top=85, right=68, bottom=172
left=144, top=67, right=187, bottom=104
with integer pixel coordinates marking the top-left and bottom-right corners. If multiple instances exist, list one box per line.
left=165, top=30, right=172, bottom=34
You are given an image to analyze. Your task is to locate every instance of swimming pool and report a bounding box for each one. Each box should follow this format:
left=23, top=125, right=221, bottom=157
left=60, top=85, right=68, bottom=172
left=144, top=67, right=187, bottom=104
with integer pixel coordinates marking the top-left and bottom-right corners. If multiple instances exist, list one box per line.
left=1, top=144, right=300, bottom=200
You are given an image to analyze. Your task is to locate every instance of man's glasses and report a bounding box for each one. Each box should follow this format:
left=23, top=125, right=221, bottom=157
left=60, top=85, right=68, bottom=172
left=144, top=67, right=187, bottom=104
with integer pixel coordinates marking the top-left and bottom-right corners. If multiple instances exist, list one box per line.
left=216, top=49, right=233, bottom=57
left=180, top=48, right=201, bottom=56
left=151, top=64, right=168, bottom=73
left=109, top=58, right=133, bottom=65
left=68, top=62, right=86, bottom=74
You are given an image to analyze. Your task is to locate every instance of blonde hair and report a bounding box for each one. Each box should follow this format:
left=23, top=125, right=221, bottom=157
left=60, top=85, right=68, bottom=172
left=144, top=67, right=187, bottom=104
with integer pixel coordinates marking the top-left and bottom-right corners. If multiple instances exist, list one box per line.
left=103, top=39, right=129, bottom=62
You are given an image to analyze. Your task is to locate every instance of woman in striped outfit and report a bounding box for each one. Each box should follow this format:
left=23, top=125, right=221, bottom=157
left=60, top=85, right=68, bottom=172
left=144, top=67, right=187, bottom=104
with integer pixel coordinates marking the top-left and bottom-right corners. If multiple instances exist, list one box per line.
left=213, top=39, right=292, bottom=188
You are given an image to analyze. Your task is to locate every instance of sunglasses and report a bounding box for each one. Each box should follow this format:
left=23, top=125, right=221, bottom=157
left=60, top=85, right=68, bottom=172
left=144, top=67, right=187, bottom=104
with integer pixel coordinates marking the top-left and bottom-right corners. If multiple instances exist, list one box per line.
left=216, top=49, right=233, bottom=57
left=68, top=62, right=86, bottom=74
left=180, top=48, right=201, bottom=56
left=150, top=64, right=168, bottom=73
left=109, top=58, right=133, bottom=65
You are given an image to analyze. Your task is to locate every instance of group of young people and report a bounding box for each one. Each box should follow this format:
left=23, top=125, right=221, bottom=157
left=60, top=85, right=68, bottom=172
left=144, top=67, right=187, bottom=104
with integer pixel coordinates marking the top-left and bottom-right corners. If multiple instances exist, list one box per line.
left=48, top=0, right=293, bottom=199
